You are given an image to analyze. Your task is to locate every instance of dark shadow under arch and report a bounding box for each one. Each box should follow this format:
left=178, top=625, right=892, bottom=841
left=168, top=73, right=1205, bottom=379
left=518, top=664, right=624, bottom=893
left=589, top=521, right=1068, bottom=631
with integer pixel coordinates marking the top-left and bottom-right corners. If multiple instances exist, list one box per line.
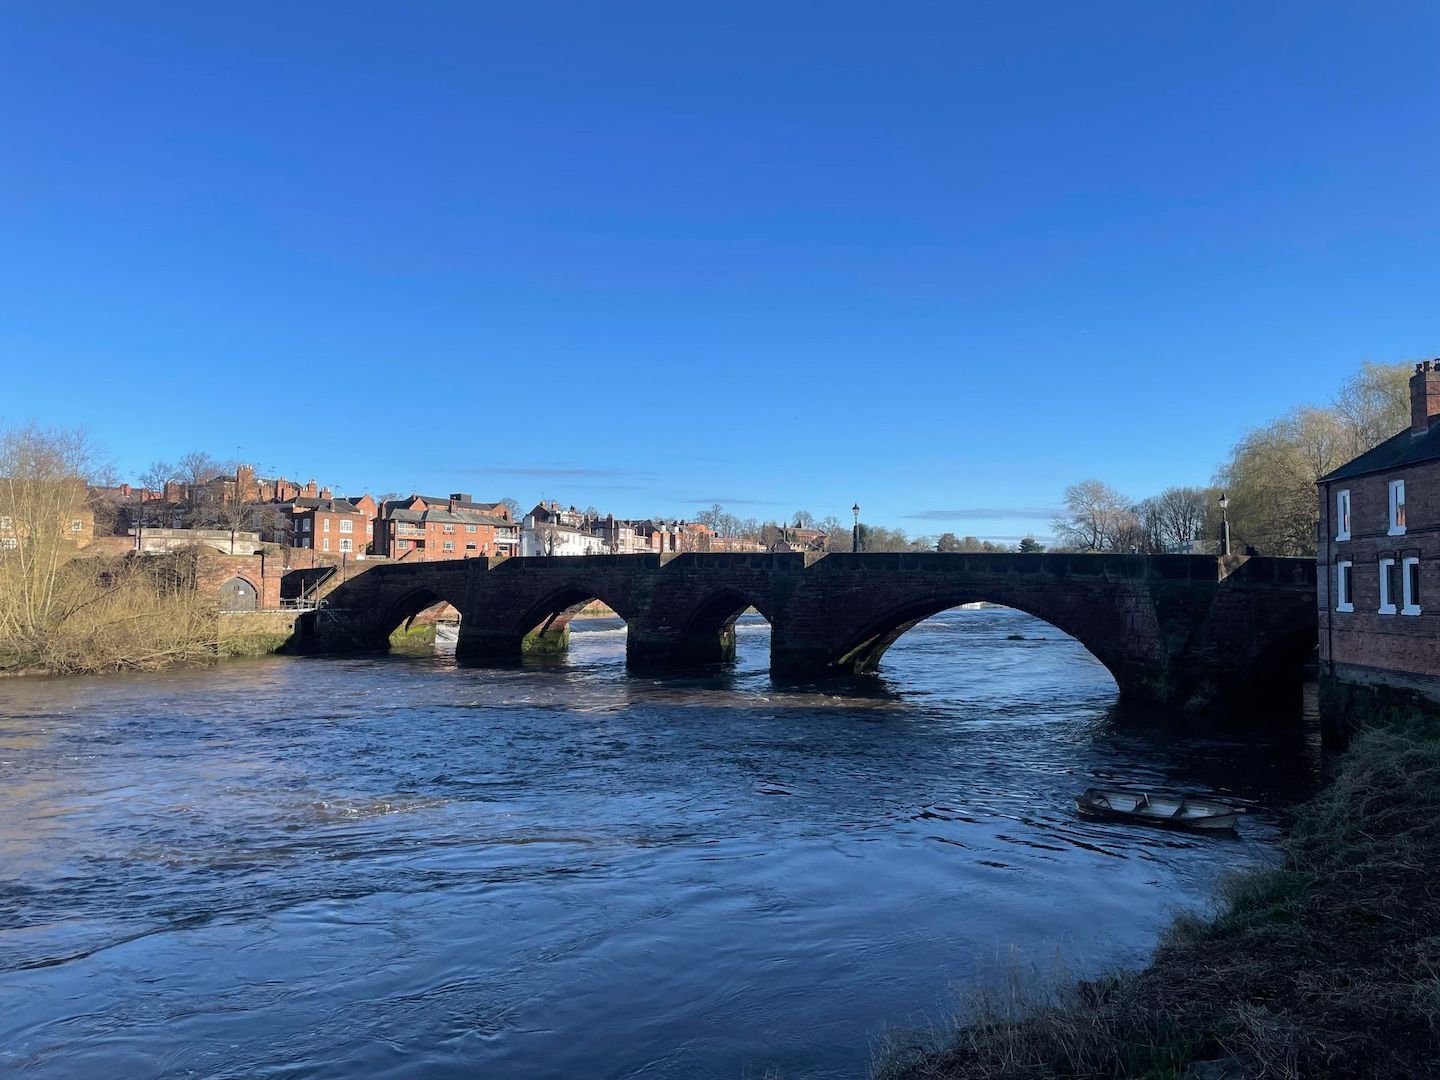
left=673, top=587, right=772, bottom=668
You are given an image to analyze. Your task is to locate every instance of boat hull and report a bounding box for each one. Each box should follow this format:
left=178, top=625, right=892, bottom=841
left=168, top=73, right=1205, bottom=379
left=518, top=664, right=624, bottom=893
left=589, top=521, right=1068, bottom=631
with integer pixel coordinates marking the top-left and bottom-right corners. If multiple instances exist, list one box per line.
left=1075, top=788, right=1243, bottom=832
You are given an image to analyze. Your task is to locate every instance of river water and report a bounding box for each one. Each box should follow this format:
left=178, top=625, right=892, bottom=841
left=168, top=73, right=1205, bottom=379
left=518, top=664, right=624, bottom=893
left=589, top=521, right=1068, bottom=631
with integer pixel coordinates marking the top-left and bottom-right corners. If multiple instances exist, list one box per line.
left=0, top=609, right=1320, bottom=1079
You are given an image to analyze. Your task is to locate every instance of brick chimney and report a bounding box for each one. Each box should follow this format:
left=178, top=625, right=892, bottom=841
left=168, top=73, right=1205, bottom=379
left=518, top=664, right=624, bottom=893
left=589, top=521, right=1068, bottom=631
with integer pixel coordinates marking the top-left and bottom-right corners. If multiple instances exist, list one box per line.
left=1412, top=360, right=1440, bottom=436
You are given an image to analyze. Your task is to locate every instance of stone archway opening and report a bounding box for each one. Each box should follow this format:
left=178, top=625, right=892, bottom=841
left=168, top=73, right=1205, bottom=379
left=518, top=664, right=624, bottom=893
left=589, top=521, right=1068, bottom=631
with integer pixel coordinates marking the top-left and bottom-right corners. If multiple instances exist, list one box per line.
left=830, top=599, right=1119, bottom=696
left=673, top=588, right=772, bottom=670
left=383, top=588, right=463, bottom=655
left=519, top=588, right=630, bottom=667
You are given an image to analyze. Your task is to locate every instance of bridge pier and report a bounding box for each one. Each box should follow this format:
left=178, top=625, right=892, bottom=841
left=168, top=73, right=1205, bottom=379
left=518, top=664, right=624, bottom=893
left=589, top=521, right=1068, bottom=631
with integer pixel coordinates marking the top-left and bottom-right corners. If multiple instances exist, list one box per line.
left=626, top=621, right=737, bottom=672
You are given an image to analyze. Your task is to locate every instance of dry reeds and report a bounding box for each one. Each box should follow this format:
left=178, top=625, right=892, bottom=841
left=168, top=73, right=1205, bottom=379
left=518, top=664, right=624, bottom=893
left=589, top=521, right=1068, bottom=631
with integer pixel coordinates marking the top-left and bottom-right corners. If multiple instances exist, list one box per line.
left=0, top=551, right=218, bottom=674
left=0, top=425, right=218, bottom=675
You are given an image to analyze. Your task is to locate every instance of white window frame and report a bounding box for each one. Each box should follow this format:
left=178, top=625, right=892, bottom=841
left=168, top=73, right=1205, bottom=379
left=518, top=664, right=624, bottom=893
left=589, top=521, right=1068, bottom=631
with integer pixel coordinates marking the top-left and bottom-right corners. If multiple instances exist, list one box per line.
left=322, top=538, right=330, bottom=552
left=302, top=518, right=312, bottom=532
left=339, top=537, right=353, bottom=553
left=1403, top=556, right=1422, bottom=616
left=1335, top=489, right=1351, bottom=541
left=0, top=537, right=16, bottom=550
left=466, top=524, right=477, bottom=533
left=0, top=516, right=11, bottom=530
left=442, top=540, right=455, bottom=552
left=339, top=519, right=353, bottom=533
left=1335, top=560, right=1353, bottom=612
left=323, top=518, right=331, bottom=532
left=1379, top=557, right=1397, bottom=614
left=1389, top=479, right=1406, bottom=536
left=70, top=519, right=83, bottom=533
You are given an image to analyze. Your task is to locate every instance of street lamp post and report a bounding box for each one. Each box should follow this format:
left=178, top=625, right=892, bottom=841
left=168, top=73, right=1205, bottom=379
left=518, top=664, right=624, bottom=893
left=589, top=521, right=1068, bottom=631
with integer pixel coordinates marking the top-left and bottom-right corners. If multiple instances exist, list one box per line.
left=852, top=503, right=861, bottom=554
left=1218, top=492, right=1231, bottom=557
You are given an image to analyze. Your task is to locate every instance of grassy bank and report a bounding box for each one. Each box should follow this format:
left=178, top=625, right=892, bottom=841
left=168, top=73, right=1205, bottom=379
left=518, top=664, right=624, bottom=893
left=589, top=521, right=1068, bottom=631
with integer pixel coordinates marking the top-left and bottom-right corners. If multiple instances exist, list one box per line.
left=876, top=716, right=1440, bottom=1079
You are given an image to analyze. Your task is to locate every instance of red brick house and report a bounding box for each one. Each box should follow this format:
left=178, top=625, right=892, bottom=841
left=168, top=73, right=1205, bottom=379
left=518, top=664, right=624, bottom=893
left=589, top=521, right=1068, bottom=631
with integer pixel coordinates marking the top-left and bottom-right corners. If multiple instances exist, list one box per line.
left=376, top=494, right=519, bottom=560
left=287, top=496, right=372, bottom=557
left=1317, top=359, right=1440, bottom=714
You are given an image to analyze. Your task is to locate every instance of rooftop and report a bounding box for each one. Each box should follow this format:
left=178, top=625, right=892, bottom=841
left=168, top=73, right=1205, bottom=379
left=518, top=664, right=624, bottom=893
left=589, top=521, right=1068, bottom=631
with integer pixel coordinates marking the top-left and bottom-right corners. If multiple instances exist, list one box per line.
left=1320, top=423, right=1440, bottom=483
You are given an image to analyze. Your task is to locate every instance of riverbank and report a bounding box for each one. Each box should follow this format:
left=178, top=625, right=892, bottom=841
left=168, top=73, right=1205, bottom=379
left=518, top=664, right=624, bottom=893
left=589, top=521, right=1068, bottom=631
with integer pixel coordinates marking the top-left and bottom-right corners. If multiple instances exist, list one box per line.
left=875, top=713, right=1440, bottom=1079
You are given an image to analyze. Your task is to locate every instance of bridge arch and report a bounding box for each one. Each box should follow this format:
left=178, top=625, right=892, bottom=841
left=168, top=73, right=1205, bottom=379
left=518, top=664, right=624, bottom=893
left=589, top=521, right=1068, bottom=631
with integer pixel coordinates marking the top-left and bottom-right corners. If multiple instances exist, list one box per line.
left=829, top=593, right=1105, bottom=676
left=827, top=592, right=1122, bottom=683
left=644, top=586, right=774, bottom=669
left=512, top=583, right=637, bottom=658
left=770, top=571, right=1147, bottom=695
left=381, top=586, right=466, bottom=653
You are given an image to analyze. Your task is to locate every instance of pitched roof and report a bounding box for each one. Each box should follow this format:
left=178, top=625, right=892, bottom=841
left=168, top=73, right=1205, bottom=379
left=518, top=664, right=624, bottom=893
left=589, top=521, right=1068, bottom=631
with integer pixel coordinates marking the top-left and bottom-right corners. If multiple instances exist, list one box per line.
left=1320, top=423, right=1440, bottom=483
left=291, top=496, right=363, bottom=514
left=418, top=494, right=506, bottom=513
left=387, top=507, right=513, bottom=527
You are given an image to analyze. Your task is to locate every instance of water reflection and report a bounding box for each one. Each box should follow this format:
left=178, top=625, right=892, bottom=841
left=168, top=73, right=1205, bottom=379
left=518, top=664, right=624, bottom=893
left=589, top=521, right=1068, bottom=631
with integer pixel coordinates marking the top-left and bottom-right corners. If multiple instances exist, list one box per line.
left=0, top=608, right=1319, bottom=1079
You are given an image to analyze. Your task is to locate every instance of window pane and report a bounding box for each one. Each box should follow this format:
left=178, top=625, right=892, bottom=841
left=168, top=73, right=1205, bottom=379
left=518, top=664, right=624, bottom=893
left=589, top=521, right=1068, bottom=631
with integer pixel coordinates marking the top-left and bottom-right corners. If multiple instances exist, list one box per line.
left=1409, top=561, right=1421, bottom=608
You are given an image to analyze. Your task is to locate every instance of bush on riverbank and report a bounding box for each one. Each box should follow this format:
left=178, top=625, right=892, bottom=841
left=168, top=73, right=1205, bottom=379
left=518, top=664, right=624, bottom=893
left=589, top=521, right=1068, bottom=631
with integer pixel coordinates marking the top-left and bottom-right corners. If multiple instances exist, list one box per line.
left=0, top=425, right=217, bottom=676
left=0, top=551, right=219, bottom=675
left=875, top=717, right=1440, bottom=1080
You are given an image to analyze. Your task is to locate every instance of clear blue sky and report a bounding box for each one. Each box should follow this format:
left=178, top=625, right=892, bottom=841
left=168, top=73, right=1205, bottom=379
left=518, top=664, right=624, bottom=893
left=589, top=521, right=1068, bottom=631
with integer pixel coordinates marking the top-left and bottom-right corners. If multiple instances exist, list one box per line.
left=3, top=3, right=1437, bottom=540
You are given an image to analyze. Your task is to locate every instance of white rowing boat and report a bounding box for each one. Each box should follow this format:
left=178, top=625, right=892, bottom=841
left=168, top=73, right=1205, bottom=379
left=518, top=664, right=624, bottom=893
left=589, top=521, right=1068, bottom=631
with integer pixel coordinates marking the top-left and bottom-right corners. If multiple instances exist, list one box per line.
left=1075, top=787, right=1243, bottom=832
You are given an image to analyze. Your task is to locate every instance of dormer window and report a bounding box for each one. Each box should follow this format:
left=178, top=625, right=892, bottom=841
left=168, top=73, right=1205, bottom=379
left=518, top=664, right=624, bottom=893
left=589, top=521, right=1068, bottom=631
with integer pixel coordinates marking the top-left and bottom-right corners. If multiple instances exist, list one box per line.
left=1389, top=479, right=1406, bottom=536
left=1336, top=489, right=1351, bottom=541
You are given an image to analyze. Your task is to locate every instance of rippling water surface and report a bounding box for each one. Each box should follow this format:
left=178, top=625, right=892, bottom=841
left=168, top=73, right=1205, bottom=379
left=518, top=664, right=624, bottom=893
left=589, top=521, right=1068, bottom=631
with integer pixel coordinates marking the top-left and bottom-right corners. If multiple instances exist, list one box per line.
left=0, top=610, right=1320, bottom=1079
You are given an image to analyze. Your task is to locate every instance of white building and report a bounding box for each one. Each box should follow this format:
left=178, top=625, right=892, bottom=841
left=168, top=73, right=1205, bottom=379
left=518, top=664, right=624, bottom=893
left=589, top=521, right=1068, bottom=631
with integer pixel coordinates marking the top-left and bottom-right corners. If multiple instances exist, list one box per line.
left=521, top=503, right=609, bottom=556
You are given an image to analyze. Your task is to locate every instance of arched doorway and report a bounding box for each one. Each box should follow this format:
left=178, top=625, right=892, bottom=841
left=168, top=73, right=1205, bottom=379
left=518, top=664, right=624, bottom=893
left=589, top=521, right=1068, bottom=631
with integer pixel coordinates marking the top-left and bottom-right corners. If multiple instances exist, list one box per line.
left=218, top=577, right=258, bottom=612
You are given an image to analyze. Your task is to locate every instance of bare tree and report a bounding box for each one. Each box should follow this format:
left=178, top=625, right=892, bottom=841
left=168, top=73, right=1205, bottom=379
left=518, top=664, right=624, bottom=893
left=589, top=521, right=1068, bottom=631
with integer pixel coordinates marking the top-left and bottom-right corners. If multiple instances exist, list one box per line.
left=1052, top=480, right=1135, bottom=552
left=175, top=450, right=232, bottom=527
left=140, top=460, right=177, bottom=496
left=212, top=487, right=258, bottom=554
left=1138, top=486, right=1219, bottom=553
left=0, top=425, right=97, bottom=641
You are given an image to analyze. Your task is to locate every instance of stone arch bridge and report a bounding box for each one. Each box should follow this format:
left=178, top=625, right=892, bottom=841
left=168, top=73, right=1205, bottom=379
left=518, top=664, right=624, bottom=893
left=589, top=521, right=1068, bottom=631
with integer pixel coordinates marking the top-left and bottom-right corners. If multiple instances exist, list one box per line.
left=297, top=552, right=1318, bottom=709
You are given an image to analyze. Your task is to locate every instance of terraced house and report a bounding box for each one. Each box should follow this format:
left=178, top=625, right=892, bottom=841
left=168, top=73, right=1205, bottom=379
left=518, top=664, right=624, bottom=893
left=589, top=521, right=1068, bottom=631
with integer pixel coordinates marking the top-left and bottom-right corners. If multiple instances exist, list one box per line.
left=1317, top=359, right=1440, bottom=712
left=376, top=494, right=519, bottom=561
